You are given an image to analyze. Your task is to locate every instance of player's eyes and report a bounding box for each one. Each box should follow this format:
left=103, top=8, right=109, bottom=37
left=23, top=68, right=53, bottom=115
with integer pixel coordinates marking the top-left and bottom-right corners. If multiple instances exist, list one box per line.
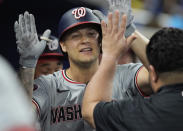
left=88, top=32, right=97, bottom=36
left=87, top=31, right=99, bottom=38
left=71, top=33, right=81, bottom=39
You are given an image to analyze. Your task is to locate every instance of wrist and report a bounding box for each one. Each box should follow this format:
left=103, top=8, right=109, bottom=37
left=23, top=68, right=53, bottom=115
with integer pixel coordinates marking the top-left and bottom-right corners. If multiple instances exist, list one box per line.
left=19, top=57, right=38, bottom=68
left=125, top=23, right=136, bottom=38
left=101, top=53, right=118, bottom=64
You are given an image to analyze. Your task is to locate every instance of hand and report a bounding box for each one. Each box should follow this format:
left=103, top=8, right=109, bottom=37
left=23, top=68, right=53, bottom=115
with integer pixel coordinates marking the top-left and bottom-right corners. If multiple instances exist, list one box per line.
left=107, top=0, right=133, bottom=25
left=14, top=11, right=51, bottom=68
left=108, top=0, right=135, bottom=37
left=92, top=0, right=135, bottom=37
left=101, top=11, right=136, bottom=60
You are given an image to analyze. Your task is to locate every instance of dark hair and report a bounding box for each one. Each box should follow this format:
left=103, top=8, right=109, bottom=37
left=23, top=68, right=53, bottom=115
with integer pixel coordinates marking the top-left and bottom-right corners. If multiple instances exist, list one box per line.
left=146, top=27, right=183, bottom=73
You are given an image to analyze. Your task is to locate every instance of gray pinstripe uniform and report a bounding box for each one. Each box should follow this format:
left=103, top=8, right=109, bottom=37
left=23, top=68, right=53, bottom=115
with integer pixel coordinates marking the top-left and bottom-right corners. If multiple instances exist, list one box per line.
left=33, top=63, right=143, bottom=131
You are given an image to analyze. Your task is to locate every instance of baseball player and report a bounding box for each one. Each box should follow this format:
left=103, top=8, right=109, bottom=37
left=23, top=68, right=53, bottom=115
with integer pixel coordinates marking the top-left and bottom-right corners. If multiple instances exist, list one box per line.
left=14, top=4, right=152, bottom=131
left=35, top=35, right=65, bottom=79
left=0, top=55, right=36, bottom=131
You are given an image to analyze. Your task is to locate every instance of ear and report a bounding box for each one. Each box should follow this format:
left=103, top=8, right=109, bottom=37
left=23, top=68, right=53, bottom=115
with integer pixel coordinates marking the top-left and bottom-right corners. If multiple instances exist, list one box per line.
left=149, top=65, right=158, bottom=83
left=60, top=42, right=67, bottom=53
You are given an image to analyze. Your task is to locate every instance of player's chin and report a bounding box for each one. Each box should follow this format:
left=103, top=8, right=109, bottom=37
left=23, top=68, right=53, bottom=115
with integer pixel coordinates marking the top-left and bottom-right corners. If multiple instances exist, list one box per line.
left=79, top=56, right=98, bottom=64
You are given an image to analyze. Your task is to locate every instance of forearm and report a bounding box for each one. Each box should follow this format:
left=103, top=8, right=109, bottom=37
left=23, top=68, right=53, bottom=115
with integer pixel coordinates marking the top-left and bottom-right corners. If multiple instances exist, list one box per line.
left=19, top=67, right=41, bottom=117
left=19, top=67, right=35, bottom=99
left=131, top=31, right=153, bottom=95
left=131, top=30, right=149, bottom=69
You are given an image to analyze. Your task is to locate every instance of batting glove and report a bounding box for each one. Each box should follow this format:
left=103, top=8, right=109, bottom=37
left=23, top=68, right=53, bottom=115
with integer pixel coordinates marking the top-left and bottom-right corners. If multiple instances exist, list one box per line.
left=14, top=11, right=51, bottom=68
left=93, top=0, right=136, bottom=38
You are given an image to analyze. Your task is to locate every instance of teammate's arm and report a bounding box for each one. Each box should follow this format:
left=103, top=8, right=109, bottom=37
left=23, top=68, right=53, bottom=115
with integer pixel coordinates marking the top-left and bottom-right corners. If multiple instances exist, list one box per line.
left=19, top=68, right=35, bottom=99
left=82, top=11, right=136, bottom=128
left=131, top=31, right=149, bottom=69
left=19, top=67, right=38, bottom=111
left=92, top=0, right=152, bottom=95
left=92, top=0, right=149, bottom=69
left=14, top=11, right=51, bottom=109
left=130, top=31, right=153, bottom=96
left=107, top=0, right=152, bottom=95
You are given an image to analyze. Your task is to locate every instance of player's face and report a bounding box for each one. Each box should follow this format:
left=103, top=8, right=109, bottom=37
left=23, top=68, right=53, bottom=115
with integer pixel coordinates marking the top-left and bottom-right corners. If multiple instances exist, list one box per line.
left=35, top=59, right=63, bottom=79
left=61, top=27, right=100, bottom=66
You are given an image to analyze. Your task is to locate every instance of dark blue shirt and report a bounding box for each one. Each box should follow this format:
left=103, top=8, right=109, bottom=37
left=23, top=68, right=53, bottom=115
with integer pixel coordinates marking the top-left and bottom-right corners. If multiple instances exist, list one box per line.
left=94, top=84, right=183, bottom=131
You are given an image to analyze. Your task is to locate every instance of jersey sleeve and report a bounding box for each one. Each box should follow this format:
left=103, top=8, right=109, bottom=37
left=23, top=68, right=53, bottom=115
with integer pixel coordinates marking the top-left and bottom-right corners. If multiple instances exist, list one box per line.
left=112, top=63, right=144, bottom=100
left=33, top=76, right=51, bottom=118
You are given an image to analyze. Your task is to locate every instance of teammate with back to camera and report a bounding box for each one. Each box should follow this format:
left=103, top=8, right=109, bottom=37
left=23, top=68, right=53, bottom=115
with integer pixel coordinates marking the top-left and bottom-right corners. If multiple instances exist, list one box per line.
left=14, top=1, right=153, bottom=131
left=82, top=10, right=183, bottom=131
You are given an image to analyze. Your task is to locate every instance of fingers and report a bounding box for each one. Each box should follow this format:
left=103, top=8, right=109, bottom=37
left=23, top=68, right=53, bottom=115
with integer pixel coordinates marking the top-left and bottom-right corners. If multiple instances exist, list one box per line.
left=119, top=15, right=127, bottom=38
left=40, top=29, right=51, bottom=43
left=17, top=46, right=24, bottom=54
left=101, top=20, right=107, bottom=36
left=106, top=11, right=123, bottom=35
left=42, top=29, right=51, bottom=38
left=19, top=14, right=26, bottom=35
left=113, top=10, right=119, bottom=34
left=38, top=29, right=51, bottom=53
left=14, top=21, right=19, bottom=32
left=126, top=34, right=137, bottom=46
left=17, top=11, right=33, bottom=38
left=24, top=11, right=31, bottom=35
left=107, top=12, right=113, bottom=33
left=14, top=21, right=21, bottom=41
left=30, top=14, right=37, bottom=34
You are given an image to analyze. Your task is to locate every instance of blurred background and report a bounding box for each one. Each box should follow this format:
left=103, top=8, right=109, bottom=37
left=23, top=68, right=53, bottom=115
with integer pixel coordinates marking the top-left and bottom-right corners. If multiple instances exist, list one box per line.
left=0, top=0, right=183, bottom=71
left=132, top=0, right=183, bottom=37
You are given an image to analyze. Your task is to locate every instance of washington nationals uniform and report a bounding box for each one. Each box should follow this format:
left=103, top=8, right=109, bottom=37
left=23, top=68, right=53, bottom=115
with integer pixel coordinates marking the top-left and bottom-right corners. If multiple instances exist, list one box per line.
left=32, top=63, right=144, bottom=131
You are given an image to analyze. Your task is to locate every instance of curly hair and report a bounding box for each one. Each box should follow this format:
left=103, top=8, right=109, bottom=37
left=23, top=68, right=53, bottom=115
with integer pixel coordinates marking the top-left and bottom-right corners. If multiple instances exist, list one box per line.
left=146, top=27, right=183, bottom=73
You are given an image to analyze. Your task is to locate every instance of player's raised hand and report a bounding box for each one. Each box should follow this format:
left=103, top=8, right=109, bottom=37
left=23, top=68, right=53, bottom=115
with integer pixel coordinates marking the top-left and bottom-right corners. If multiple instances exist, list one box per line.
left=101, top=11, right=136, bottom=60
left=107, top=0, right=136, bottom=37
left=14, top=11, right=51, bottom=68
left=107, top=0, right=133, bottom=24
left=92, top=0, right=135, bottom=38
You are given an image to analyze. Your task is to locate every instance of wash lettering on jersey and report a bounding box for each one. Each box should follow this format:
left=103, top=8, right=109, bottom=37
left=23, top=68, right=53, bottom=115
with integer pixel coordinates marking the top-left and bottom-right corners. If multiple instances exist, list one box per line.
left=51, top=104, right=82, bottom=124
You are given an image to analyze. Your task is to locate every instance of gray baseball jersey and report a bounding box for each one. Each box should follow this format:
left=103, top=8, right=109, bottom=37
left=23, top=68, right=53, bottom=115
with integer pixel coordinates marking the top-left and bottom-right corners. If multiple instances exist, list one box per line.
left=33, top=63, right=144, bottom=131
